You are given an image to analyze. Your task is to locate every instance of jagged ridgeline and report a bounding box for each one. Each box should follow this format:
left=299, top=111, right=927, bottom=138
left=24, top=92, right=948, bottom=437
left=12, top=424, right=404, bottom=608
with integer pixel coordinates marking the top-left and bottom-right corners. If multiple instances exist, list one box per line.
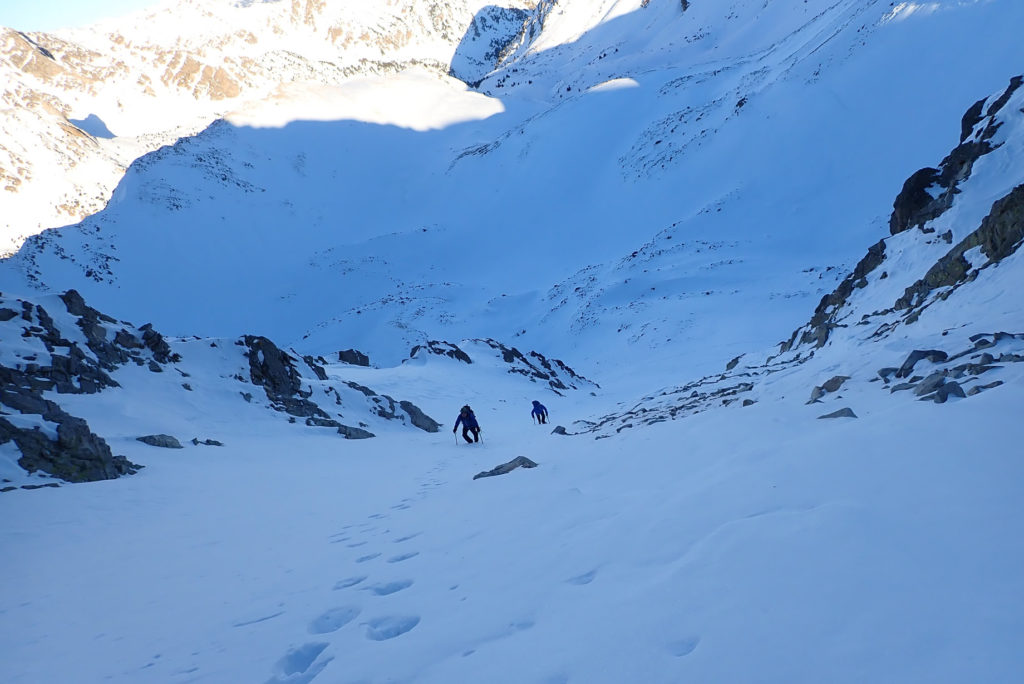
left=0, top=290, right=441, bottom=490
left=575, top=76, right=1024, bottom=437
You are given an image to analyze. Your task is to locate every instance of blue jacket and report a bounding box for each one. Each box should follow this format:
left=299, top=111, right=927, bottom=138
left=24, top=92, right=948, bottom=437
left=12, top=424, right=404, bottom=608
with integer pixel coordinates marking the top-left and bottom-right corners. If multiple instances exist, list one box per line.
left=531, top=401, right=548, bottom=417
left=455, top=410, right=479, bottom=429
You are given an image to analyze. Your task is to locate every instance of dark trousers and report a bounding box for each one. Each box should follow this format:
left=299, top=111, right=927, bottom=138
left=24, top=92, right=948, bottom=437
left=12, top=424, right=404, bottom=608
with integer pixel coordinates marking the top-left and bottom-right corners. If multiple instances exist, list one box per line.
left=534, top=413, right=547, bottom=424
left=462, top=426, right=480, bottom=443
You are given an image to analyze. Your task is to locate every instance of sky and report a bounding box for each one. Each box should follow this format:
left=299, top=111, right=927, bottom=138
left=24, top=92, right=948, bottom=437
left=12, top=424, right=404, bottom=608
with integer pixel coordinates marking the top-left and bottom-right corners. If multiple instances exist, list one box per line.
left=0, top=0, right=162, bottom=32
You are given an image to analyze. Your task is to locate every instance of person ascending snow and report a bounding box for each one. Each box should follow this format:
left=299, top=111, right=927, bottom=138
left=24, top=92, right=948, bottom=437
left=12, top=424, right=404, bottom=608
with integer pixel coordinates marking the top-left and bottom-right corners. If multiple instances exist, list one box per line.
left=453, top=405, right=481, bottom=443
left=531, top=400, right=548, bottom=424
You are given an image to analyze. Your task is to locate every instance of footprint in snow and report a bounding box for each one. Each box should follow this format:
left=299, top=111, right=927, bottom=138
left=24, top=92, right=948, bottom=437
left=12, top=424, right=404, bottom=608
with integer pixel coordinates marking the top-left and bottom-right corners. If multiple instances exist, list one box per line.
left=308, top=606, right=361, bottom=634
left=566, top=570, right=597, bottom=586
left=363, top=615, right=420, bottom=641
left=355, top=553, right=381, bottom=563
left=268, top=642, right=331, bottom=683
left=667, top=636, right=701, bottom=657
left=386, top=552, right=419, bottom=563
left=363, top=579, right=413, bottom=596
left=333, top=576, right=367, bottom=590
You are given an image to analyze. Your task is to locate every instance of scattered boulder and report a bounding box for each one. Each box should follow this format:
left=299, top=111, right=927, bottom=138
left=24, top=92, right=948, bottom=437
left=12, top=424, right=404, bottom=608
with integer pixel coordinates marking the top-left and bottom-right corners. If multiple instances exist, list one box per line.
left=807, top=386, right=826, bottom=404
left=137, top=434, right=184, bottom=449
left=191, top=438, right=224, bottom=446
left=912, top=372, right=947, bottom=397
left=877, top=367, right=898, bottom=382
left=551, top=426, right=568, bottom=435
left=896, top=350, right=948, bottom=378
left=822, top=375, right=850, bottom=393
left=807, top=375, right=850, bottom=403
left=817, top=408, right=857, bottom=419
left=930, top=382, right=966, bottom=403
left=473, top=456, right=539, bottom=480
left=398, top=401, right=441, bottom=433
left=967, top=380, right=1004, bottom=396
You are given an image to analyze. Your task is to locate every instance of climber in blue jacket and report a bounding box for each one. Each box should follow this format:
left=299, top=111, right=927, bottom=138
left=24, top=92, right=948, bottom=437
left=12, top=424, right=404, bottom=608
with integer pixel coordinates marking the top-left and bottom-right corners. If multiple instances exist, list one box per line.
left=531, top=400, right=548, bottom=424
left=454, top=405, right=481, bottom=443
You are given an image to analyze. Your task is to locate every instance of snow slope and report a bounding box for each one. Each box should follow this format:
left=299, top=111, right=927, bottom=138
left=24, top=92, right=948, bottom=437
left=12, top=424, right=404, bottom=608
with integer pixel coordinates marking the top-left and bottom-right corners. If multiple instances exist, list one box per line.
left=3, top=0, right=1023, bottom=388
left=3, top=332, right=1023, bottom=683
left=2, top=1, right=1024, bottom=682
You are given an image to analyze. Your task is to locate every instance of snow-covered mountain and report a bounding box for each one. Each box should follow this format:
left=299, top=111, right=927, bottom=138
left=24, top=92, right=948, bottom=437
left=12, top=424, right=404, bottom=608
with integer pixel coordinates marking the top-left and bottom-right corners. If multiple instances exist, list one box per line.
left=2, top=1, right=1023, bottom=683
left=1, top=0, right=538, bottom=253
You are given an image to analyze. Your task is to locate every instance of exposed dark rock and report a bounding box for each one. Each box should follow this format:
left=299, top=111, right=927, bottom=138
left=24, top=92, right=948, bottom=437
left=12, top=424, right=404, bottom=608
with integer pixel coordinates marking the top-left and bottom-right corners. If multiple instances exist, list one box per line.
left=742, top=399, right=756, bottom=407
left=0, top=308, right=17, bottom=321
left=822, top=375, right=850, bottom=393
left=782, top=239, right=886, bottom=350
left=337, top=425, right=375, bottom=439
left=1, top=412, right=140, bottom=483
left=967, top=380, right=1004, bottom=396
left=473, top=456, right=539, bottom=480
left=806, top=386, right=825, bottom=404
left=930, top=381, right=966, bottom=403
left=410, top=340, right=472, bottom=364
left=552, top=425, right=567, bottom=435
left=897, top=350, right=948, bottom=378
left=398, top=400, right=441, bottom=433
left=137, top=434, right=184, bottom=449
left=138, top=323, right=179, bottom=364
left=896, top=184, right=1024, bottom=313
left=302, top=355, right=328, bottom=381
left=191, top=438, right=224, bottom=446
left=726, top=355, right=742, bottom=371
left=817, top=408, right=857, bottom=419
left=243, top=335, right=322, bottom=418
left=912, top=372, right=947, bottom=396
left=889, top=76, right=1021, bottom=237
left=877, top=367, right=898, bottom=381
left=337, top=349, right=370, bottom=367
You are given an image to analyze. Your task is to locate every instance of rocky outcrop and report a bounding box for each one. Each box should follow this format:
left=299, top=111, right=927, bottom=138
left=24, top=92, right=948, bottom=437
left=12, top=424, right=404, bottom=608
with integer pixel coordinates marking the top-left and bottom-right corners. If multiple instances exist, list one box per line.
left=889, top=76, right=1022, bottom=236
left=410, top=340, right=473, bottom=364
left=782, top=76, right=1024, bottom=351
left=0, top=391, right=139, bottom=483
left=473, top=456, right=538, bottom=480
left=411, top=338, right=597, bottom=395
left=895, top=184, right=1024, bottom=318
left=0, top=289, right=178, bottom=483
left=337, top=349, right=370, bottom=366
left=398, top=400, right=442, bottom=433
left=450, top=6, right=532, bottom=86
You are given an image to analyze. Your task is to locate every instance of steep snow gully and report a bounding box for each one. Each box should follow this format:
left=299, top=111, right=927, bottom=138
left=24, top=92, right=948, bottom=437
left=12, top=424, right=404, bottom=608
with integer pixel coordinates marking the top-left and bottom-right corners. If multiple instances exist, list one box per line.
left=2, top=1, right=1024, bottom=683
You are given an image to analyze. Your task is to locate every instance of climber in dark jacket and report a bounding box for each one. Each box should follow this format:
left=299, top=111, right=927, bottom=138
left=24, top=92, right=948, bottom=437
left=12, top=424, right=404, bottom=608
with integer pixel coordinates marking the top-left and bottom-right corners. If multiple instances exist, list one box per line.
left=454, top=405, right=481, bottom=443
left=531, top=400, right=548, bottom=424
